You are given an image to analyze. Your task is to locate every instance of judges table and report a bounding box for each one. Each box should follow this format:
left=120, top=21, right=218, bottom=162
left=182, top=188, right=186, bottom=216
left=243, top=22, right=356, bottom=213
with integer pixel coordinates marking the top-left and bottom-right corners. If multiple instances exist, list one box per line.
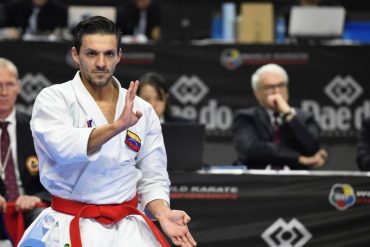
left=169, top=170, right=370, bottom=247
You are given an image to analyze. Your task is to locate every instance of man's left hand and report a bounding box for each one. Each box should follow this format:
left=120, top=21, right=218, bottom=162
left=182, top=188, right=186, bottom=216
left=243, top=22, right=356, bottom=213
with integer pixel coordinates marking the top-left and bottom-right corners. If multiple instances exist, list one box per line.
left=159, top=209, right=197, bottom=247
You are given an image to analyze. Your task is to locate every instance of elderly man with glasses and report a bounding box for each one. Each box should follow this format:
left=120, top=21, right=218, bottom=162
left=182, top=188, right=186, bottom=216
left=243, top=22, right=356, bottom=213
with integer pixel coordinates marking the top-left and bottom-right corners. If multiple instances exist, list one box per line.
left=232, top=63, right=327, bottom=170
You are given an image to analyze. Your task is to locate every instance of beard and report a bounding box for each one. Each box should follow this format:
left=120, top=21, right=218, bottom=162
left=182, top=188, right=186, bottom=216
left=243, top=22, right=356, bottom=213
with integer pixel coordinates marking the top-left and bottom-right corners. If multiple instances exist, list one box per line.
left=83, top=69, right=114, bottom=88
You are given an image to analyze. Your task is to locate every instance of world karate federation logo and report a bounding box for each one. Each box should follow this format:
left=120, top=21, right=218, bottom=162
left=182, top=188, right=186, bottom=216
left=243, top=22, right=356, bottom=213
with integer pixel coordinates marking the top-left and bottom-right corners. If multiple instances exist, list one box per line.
left=220, top=48, right=243, bottom=70
left=20, top=73, right=52, bottom=103
left=170, top=75, right=209, bottom=105
left=329, top=183, right=356, bottom=211
left=324, top=75, right=363, bottom=105
left=262, top=218, right=312, bottom=247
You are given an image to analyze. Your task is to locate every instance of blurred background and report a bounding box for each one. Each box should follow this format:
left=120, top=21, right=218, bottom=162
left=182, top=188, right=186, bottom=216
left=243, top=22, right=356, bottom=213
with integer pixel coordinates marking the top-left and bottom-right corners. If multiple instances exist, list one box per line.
left=0, top=0, right=370, bottom=171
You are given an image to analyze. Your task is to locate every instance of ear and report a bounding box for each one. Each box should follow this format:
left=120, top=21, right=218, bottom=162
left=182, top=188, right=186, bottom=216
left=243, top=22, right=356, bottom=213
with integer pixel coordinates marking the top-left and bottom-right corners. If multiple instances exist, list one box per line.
left=253, top=89, right=259, bottom=99
left=71, top=47, right=80, bottom=67
left=117, top=48, right=123, bottom=63
left=254, top=89, right=263, bottom=105
left=16, top=79, right=21, bottom=95
left=164, top=92, right=169, bottom=102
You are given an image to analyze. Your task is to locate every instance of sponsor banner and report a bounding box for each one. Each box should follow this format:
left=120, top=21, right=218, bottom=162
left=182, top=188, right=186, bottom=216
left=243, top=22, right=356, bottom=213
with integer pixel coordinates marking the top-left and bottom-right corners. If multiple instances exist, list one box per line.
left=262, top=218, right=312, bottom=247
left=170, top=185, right=238, bottom=199
left=17, top=73, right=52, bottom=114
left=169, top=172, right=370, bottom=247
left=1, top=42, right=370, bottom=142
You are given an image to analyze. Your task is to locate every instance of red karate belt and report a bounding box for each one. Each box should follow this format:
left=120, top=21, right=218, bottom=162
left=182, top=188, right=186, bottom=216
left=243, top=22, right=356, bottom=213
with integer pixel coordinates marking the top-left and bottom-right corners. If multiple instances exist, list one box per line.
left=51, top=195, right=170, bottom=247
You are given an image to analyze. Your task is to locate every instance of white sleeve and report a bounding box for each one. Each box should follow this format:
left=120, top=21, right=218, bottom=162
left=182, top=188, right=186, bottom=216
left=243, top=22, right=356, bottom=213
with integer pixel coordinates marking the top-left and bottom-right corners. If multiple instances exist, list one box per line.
left=136, top=107, right=170, bottom=207
left=31, top=87, right=100, bottom=164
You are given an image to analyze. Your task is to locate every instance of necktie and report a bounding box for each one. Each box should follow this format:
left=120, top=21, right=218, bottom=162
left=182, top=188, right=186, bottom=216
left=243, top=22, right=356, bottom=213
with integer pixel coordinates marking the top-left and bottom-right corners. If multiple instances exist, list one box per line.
left=134, top=10, right=147, bottom=36
left=271, top=113, right=283, bottom=170
left=0, top=121, right=19, bottom=201
left=26, top=7, right=40, bottom=34
left=272, top=113, right=280, bottom=144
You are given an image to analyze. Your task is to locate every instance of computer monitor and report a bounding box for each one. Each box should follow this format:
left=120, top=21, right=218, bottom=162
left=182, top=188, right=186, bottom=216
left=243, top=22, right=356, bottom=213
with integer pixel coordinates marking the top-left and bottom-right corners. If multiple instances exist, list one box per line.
left=161, top=3, right=213, bottom=41
left=288, top=6, right=346, bottom=38
left=68, top=6, right=117, bottom=30
left=161, top=122, right=205, bottom=172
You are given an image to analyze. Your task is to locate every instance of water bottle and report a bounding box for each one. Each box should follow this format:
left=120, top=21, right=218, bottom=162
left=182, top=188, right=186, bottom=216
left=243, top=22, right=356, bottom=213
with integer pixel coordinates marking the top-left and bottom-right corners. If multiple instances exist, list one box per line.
left=275, top=15, right=286, bottom=44
left=222, top=2, right=236, bottom=42
left=211, top=14, right=223, bottom=40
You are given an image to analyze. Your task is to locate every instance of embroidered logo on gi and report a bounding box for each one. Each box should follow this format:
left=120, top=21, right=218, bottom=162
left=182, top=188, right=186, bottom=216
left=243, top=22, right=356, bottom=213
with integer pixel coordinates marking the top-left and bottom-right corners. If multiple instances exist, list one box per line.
left=125, top=130, right=141, bottom=152
left=26, top=155, right=39, bottom=176
left=86, top=119, right=93, bottom=128
left=64, top=244, right=70, bottom=247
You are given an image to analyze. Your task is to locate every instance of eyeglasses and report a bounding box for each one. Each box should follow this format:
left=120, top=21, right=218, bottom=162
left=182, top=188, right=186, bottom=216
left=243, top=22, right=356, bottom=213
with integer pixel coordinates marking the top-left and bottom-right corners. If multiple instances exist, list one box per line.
left=258, top=82, right=287, bottom=93
left=0, top=82, right=17, bottom=90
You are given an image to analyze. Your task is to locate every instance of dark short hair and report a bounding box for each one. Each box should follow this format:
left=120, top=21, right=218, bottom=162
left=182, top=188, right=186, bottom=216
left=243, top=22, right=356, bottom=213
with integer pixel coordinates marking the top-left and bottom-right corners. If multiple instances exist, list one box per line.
left=73, top=16, right=122, bottom=54
left=138, top=72, right=168, bottom=101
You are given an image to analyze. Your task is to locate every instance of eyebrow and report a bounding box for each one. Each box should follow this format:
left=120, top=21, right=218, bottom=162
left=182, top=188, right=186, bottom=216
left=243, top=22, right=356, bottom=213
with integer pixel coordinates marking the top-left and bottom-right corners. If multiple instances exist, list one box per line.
left=84, top=48, right=117, bottom=53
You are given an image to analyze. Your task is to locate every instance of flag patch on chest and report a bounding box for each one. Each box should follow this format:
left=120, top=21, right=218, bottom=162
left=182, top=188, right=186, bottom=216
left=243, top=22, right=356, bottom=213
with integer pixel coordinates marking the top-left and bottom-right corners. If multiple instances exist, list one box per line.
left=86, top=119, right=93, bottom=127
left=125, top=130, right=141, bottom=152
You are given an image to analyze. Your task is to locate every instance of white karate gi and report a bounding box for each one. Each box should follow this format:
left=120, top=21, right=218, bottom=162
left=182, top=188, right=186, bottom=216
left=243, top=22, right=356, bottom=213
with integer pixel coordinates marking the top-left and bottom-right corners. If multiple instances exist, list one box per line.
left=18, top=72, right=170, bottom=247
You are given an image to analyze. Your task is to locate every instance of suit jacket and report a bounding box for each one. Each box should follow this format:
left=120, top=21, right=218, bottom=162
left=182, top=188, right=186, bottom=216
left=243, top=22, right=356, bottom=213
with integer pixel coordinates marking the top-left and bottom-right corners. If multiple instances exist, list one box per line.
left=116, top=0, right=161, bottom=39
left=232, top=106, right=321, bottom=170
left=2, top=0, right=67, bottom=33
left=357, top=117, right=370, bottom=171
left=12, top=111, right=50, bottom=202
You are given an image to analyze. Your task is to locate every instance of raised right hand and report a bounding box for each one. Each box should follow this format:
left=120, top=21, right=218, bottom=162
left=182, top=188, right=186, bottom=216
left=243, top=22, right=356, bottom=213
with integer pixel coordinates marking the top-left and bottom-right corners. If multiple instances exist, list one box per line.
left=114, top=80, right=142, bottom=132
left=87, top=80, right=143, bottom=155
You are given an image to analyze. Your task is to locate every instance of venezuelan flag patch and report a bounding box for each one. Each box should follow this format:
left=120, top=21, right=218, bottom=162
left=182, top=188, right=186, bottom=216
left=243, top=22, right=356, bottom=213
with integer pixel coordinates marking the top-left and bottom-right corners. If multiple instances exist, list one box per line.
left=125, top=130, right=141, bottom=152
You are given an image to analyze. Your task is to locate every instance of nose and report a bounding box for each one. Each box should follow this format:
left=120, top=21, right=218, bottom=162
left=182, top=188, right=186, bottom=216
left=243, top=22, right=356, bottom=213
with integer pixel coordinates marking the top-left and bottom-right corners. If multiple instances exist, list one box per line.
left=272, top=85, right=281, bottom=94
left=95, top=54, right=106, bottom=69
left=0, top=84, right=8, bottom=95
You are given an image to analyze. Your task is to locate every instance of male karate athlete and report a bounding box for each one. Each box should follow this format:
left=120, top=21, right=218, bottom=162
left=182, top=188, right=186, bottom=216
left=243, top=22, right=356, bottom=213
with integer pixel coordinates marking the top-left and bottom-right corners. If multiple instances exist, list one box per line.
left=18, top=16, right=197, bottom=247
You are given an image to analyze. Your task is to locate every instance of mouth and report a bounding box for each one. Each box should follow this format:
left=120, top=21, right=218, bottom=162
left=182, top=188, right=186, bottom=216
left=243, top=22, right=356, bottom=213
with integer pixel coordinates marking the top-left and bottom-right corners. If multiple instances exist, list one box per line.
left=0, top=99, right=10, bottom=105
left=93, top=70, right=108, bottom=74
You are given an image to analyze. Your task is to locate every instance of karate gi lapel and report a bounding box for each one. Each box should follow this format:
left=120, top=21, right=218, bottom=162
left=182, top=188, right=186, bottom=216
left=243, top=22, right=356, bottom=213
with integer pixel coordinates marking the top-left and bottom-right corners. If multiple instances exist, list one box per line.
left=70, top=72, right=115, bottom=127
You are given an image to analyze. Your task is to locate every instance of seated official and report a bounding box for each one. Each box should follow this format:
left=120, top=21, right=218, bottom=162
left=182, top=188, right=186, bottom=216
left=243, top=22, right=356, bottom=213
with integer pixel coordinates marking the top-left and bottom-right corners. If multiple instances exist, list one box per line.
left=232, top=63, right=327, bottom=170
left=138, top=72, right=189, bottom=123
left=116, top=0, right=161, bottom=41
left=356, top=117, right=370, bottom=171
left=1, top=0, right=67, bottom=37
left=0, top=58, right=50, bottom=231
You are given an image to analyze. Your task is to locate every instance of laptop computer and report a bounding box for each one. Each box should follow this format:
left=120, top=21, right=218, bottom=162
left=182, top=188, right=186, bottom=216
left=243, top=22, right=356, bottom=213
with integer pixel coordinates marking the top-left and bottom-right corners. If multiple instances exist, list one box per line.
left=288, top=6, right=346, bottom=38
left=161, top=123, right=205, bottom=172
left=68, top=6, right=117, bottom=30
left=161, top=3, right=213, bottom=41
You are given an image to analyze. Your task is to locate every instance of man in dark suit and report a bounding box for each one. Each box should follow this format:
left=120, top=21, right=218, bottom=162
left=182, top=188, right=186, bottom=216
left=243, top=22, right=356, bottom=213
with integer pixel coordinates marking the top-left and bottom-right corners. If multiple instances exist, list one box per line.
left=1, top=0, right=67, bottom=35
left=232, top=63, right=327, bottom=170
left=116, top=0, right=161, bottom=41
left=0, top=57, right=50, bottom=231
left=357, top=117, right=370, bottom=171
